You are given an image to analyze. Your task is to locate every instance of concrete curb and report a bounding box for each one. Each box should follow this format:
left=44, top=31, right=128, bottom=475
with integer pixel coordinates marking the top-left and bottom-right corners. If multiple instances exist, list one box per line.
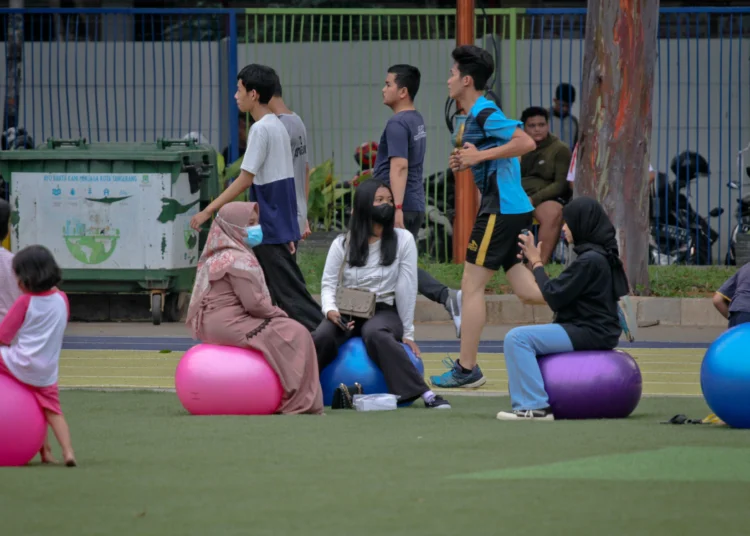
left=310, top=294, right=726, bottom=328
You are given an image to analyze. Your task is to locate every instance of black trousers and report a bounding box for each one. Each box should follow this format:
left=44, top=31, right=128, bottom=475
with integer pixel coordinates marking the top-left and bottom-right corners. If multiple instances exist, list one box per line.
left=312, top=304, right=428, bottom=402
left=403, top=211, right=449, bottom=305
left=729, top=311, right=750, bottom=328
left=253, top=243, right=324, bottom=332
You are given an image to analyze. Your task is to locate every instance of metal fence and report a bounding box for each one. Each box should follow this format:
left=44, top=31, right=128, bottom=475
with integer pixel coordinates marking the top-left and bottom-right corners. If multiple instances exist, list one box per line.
left=1, top=7, right=749, bottom=264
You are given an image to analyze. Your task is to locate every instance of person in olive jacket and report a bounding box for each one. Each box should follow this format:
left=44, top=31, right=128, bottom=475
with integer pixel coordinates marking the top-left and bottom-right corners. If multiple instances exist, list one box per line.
left=520, top=106, right=572, bottom=264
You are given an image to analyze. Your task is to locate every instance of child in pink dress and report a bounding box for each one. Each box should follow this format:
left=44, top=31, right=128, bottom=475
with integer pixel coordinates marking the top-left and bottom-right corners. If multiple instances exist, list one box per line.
left=0, top=199, right=21, bottom=321
left=0, top=245, right=76, bottom=467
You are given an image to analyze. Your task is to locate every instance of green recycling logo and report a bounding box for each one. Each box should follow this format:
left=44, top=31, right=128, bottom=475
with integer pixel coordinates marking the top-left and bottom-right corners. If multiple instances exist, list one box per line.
left=184, top=229, right=198, bottom=250
left=63, top=219, right=120, bottom=265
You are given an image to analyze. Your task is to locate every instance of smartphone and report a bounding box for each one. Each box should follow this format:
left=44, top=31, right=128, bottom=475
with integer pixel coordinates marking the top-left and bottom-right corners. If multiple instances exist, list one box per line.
left=337, top=316, right=352, bottom=331
left=520, top=228, right=531, bottom=264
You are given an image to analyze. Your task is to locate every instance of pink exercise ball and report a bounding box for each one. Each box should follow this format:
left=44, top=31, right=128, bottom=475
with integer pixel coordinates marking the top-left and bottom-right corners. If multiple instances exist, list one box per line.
left=175, top=343, right=283, bottom=416
left=0, top=375, right=47, bottom=466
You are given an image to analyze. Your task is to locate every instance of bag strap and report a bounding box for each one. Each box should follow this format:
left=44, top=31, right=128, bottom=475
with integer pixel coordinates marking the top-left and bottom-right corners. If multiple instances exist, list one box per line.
left=474, top=108, right=496, bottom=197
left=337, top=234, right=349, bottom=288
left=336, top=234, right=394, bottom=300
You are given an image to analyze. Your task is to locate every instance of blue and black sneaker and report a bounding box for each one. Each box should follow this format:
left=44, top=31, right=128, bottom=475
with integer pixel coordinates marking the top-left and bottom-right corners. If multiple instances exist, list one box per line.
left=429, top=357, right=486, bottom=389
left=424, top=395, right=452, bottom=409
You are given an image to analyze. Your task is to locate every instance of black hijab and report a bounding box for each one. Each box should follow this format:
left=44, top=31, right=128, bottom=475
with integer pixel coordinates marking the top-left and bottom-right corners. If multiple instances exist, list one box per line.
left=563, top=196, right=630, bottom=299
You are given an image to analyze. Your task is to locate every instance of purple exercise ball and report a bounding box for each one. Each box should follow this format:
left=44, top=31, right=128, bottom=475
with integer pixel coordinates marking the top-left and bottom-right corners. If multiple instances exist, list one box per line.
left=538, top=350, right=642, bottom=420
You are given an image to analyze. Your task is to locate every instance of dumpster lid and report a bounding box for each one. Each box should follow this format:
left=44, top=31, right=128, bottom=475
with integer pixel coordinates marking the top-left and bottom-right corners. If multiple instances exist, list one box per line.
left=0, top=138, right=216, bottom=162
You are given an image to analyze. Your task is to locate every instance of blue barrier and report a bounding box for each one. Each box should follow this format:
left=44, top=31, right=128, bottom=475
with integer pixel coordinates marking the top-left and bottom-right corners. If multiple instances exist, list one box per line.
left=1, top=7, right=749, bottom=265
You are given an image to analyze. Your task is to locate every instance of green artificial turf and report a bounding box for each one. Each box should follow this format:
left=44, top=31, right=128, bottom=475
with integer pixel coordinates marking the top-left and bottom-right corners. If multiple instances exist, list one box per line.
left=3, top=392, right=750, bottom=536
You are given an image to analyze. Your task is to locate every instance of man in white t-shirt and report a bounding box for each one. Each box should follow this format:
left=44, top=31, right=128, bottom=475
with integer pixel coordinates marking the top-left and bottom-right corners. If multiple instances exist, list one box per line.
left=269, top=76, right=311, bottom=245
left=190, top=64, right=323, bottom=332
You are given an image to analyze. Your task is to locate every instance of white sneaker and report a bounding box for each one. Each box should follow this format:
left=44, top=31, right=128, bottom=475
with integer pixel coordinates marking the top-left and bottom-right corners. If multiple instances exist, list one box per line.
left=496, top=408, right=555, bottom=421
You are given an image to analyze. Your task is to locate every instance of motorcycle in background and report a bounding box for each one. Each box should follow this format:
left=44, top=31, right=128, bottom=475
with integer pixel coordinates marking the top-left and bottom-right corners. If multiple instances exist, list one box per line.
left=726, top=166, right=750, bottom=265
left=0, top=127, right=34, bottom=200
left=649, top=151, right=722, bottom=265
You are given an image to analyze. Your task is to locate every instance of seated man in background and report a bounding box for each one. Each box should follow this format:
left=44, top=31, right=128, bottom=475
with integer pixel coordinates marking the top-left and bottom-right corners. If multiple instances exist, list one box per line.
left=520, top=106, right=572, bottom=264
left=549, top=83, right=579, bottom=149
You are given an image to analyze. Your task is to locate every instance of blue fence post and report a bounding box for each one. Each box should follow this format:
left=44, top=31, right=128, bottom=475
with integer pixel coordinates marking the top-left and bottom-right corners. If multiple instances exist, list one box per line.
left=227, top=10, right=239, bottom=165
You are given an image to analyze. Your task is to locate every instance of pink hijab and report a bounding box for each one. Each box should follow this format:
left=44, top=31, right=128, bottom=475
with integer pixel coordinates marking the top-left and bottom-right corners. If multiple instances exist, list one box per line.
left=185, top=202, right=269, bottom=333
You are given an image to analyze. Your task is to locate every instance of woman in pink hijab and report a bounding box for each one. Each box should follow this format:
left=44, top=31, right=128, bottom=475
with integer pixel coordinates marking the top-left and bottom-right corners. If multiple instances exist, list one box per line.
left=186, top=202, right=323, bottom=415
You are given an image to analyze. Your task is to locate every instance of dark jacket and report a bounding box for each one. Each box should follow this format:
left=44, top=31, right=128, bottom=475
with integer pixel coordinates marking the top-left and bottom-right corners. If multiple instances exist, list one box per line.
left=532, top=250, right=622, bottom=350
left=520, top=134, right=572, bottom=207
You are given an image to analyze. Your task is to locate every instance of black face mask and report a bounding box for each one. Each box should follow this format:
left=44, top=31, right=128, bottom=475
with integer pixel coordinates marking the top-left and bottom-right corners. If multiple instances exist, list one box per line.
left=371, top=203, right=395, bottom=225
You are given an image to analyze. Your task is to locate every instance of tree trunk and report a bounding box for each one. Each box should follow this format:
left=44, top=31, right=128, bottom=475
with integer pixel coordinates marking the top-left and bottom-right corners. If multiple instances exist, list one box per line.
left=4, top=0, right=24, bottom=132
left=575, top=0, right=659, bottom=294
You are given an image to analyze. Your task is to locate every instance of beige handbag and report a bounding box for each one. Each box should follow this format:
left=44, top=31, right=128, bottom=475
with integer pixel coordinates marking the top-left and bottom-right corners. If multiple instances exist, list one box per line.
left=335, top=235, right=378, bottom=319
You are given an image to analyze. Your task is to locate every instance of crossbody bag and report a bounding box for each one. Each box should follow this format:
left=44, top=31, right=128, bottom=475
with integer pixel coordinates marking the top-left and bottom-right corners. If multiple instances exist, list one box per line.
left=335, top=234, right=394, bottom=319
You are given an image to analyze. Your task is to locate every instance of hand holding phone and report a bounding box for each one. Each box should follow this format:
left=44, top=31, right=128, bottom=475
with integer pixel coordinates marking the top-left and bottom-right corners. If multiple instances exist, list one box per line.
left=519, top=229, right=531, bottom=264
left=328, top=310, right=354, bottom=332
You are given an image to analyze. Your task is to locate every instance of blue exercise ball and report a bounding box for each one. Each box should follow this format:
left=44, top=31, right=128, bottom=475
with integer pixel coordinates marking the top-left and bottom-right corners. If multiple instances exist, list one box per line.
left=319, top=337, right=424, bottom=407
left=701, top=323, right=750, bottom=428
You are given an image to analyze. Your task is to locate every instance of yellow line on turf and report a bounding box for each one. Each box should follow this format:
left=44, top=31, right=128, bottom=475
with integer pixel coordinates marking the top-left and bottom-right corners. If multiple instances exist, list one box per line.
left=58, top=348, right=706, bottom=396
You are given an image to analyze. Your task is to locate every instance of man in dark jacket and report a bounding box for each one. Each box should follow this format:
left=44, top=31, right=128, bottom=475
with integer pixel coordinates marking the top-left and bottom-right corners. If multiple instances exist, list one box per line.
left=520, top=106, right=572, bottom=264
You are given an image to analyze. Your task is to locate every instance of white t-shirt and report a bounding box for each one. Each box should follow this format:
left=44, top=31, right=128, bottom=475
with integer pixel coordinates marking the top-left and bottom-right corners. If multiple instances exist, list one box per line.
left=278, top=113, right=309, bottom=233
left=320, top=229, right=418, bottom=340
left=0, top=290, right=69, bottom=387
left=241, top=113, right=300, bottom=244
left=566, top=143, right=653, bottom=182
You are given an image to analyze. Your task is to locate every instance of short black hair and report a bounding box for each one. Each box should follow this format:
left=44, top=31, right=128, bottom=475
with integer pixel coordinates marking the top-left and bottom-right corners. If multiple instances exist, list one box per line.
left=12, top=245, right=62, bottom=293
left=0, top=199, right=10, bottom=242
left=388, top=64, right=421, bottom=100
left=521, top=106, right=549, bottom=124
left=272, top=71, right=283, bottom=98
left=555, top=83, right=576, bottom=104
left=451, top=45, right=494, bottom=91
left=237, top=64, right=277, bottom=105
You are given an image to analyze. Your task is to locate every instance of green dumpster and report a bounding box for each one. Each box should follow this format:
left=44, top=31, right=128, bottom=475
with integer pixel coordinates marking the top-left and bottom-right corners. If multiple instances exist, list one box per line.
left=0, top=138, right=219, bottom=325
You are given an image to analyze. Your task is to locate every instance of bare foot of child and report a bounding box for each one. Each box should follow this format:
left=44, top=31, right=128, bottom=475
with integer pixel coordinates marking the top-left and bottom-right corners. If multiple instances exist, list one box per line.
left=39, top=445, right=58, bottom=465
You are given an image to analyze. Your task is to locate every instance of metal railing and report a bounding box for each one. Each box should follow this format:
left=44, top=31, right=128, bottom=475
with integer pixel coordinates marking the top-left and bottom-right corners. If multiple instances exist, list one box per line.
left=1, top=6, right=749, bottom=264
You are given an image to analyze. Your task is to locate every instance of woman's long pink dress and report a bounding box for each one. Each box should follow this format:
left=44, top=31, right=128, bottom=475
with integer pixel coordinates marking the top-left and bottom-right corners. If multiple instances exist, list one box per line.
left=194, top=272, right=324, bottom=415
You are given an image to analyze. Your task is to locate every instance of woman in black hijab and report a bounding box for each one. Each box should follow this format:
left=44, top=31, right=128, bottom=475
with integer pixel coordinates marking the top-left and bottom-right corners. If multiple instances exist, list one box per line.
left=497, top=196, right=631, bottom=421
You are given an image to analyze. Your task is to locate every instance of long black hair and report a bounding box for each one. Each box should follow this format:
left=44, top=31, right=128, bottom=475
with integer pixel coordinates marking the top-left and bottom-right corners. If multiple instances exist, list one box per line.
left=347, top=179, right=398, bottom=267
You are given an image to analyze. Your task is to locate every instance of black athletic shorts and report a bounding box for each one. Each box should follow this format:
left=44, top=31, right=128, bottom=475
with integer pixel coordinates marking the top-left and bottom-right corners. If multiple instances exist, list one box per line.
left=465, top=211, right=533, bottom=272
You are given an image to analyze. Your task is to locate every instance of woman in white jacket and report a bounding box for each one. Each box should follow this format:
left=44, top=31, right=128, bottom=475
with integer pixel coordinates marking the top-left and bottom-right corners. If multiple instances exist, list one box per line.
left=312, top=179, right=451, bottom=409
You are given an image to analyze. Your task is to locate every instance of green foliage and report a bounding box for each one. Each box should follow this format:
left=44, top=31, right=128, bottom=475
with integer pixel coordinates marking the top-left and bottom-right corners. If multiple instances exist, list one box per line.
left=297, top=249, right=735, bottom=298
left=307, top=159, right=353, bottom=230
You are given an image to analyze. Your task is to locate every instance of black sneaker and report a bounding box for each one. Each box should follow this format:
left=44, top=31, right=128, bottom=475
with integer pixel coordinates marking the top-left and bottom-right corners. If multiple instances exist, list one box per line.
left=425, top=395, right=452, bottom=409
left=496, top=407, right=555, bottom=421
